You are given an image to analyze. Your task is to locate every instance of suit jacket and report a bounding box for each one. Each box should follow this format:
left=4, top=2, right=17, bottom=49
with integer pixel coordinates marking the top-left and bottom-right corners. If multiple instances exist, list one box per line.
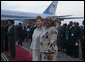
left=1, top=25, right=5, bottom=39
left=1, top=25, right=5, bottom=49
left=4, top=24, right=9, bottom=39
left=8, top=25, right=16, bottom=43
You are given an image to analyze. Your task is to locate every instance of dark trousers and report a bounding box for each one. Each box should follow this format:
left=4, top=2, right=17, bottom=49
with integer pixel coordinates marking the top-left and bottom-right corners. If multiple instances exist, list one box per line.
left=18, top=35, right=23, bottom=46
left=66, top=44, right=72, bottom=56
left=8, top=41, right=16, bottom=58
left=81, top=40, right=84, bottom=59
left=1, top=38, right=4, bottom=52
left=66, top=40, right=73, bottom=56
left=81, top=47, right=84, bottom=59
left=5, top=37, right=9, bottom=51
left=72, top=46, right=79, bottom=58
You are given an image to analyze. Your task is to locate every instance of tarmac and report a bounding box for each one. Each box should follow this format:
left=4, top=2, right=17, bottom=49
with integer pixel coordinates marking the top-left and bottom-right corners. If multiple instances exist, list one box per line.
left=1, top=41, right=84, bottom=61
left=21, top=41, right=84, bottom=61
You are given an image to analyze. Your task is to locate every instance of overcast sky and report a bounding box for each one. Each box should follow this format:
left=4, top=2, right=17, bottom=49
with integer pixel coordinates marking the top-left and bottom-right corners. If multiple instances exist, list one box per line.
left=1, top=1, right=84, bottom=17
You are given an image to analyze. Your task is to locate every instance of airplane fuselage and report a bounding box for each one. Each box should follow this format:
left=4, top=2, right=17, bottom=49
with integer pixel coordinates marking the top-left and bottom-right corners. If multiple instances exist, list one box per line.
left=1, top=10, right=56, bottom=20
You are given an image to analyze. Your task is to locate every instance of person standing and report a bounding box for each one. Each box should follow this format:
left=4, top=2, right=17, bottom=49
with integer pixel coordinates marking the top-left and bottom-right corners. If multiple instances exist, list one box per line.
left=30, top=16, right=45, bottom=61
left=81, top=20, right=84, bottom=59
left=29, top=24, right=36, bottom=42
left=1, top=21, right=5, bottom=52
left=41, top=17, right=58, bottom=61
left=67, top=21, right=74, bottom=56
left=57, top=21, right=63, bottom=52
left=17, top=23, right=23, bottom=46
left=70, top=22, right=81, bottom=58
left=8, top=20, right=16, bottom=59
left=4, top=21, right=9, bottom=51
left=61, top=23, right=68, bottom=53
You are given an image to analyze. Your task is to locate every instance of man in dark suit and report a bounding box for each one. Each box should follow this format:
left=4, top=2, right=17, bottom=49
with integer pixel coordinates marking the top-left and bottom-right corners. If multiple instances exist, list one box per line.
left=8, top=20, right=16, bottom=59
left=57, top=21, right=63, bottom=52
left=17, top=23, right=23, bottom=46
left=4, top=21, right=9, bottom=51
left=61, top=23, right=68, bottom=53
left=29, top=24, right=36, bottom=42
left=80, top=20, right=84, bottom=59
left=66, top=21, right=74, bottom=56
left=1, top=21, right=5, bottom=52
left=69, top=22, right=81, bottom=58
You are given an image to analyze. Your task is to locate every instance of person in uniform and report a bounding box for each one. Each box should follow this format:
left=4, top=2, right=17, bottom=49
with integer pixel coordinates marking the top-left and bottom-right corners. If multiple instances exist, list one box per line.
left=41, top=17, right=58, bottom=61
left=30, top=16, right=45, bottom=61
left=8, top=20, right=16, bottom=59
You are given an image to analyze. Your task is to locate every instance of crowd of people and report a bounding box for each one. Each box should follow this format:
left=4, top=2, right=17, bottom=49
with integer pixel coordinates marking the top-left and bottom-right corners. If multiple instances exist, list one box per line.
left=57, top=21, right=84, bottom=59
left=1, top=20, right=16, bottom=59
left=1, top=20, right=36, bottom=59
left=1, top=16, right=84, bottom=61
left=16, top=22, right=36, bottom=46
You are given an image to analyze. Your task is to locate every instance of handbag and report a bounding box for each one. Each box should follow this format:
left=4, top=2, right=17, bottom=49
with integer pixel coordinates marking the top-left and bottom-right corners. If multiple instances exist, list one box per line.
left=44, top=42, right=56, bottom=60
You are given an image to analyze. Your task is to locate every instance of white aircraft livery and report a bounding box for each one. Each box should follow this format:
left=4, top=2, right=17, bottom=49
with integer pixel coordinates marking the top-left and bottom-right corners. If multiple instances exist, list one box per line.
left=1, top=1, right=58, bottom=20
left=1, top=1, right=83, bottom=21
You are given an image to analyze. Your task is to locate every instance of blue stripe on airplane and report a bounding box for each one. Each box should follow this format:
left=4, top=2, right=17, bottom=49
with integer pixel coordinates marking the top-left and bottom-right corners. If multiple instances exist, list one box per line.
left=43, top=2, right=53, bottom=15
left=1, top=15, right=35, bottom=19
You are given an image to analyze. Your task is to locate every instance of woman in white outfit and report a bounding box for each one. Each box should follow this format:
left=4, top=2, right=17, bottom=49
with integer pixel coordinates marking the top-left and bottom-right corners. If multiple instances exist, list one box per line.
left=30, top=16, right=45, bottom=61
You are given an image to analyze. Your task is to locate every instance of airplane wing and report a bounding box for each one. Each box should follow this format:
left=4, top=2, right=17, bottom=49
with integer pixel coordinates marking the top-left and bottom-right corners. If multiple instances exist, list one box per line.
left=52, top=16, right=84, bottom=21
left=58, top=17, right=84, bottom=20
left=57, top=15, right=72, bottom=17
left=60, top=17, right=84, bottom=19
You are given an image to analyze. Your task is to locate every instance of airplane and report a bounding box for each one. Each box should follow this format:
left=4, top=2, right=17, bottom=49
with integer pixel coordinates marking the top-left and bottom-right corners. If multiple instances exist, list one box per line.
left=1, top=1, right=84, bottom=21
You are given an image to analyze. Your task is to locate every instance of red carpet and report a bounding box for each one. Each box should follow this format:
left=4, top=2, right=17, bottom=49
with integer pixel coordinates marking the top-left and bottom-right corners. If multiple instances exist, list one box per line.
left=3, top=45, right=32, bottom=61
